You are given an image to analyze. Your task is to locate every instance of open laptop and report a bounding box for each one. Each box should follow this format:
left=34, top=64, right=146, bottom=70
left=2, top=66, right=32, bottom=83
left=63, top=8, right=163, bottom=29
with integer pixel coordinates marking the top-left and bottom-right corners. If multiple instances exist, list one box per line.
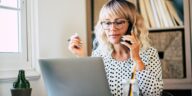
left=39, top=57, right=112, bottom=96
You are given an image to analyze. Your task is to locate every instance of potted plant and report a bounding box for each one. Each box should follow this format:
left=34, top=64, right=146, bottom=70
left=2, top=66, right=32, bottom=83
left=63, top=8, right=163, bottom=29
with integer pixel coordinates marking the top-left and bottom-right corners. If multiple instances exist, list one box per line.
left=11, top=69, right=32, bottom=96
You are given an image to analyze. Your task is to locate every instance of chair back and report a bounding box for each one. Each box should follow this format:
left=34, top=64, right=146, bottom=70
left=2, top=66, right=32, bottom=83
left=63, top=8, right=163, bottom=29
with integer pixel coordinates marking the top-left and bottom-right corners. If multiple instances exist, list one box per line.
left=161, top=91, right=174, bottom=96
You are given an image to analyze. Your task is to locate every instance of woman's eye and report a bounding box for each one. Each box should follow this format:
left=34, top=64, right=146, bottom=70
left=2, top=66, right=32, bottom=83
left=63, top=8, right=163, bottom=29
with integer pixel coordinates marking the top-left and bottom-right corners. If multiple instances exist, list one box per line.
left=105, top=22, right=112, bottom=25
left=116, top=21, right=125, bottom=25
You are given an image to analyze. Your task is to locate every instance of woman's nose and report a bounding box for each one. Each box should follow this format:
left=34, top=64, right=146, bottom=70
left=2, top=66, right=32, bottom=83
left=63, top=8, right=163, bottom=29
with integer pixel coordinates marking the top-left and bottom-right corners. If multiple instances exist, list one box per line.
left=109, top=23, right=117, bottom=30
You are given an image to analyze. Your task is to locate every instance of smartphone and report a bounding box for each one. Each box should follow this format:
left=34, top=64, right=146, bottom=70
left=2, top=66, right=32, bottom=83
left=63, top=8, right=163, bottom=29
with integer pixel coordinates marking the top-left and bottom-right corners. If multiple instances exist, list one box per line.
left=121, top=23, right=133, bottom=45
left=126, top=23, right=133, bottom=35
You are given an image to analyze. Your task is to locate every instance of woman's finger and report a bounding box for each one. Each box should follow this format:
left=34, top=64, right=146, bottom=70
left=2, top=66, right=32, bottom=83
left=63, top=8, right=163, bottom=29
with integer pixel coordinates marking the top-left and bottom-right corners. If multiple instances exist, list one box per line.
left=122, top=35, right=135, bottom=44
left=69, top=39, right=82, bottom=45
left=120, top=41, right=131, bottom=49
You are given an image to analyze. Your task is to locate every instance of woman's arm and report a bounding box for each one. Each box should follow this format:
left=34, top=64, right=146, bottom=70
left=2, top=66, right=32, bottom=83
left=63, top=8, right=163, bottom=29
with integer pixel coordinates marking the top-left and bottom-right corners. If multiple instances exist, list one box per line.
left=136, top=48, right=163, bottom=96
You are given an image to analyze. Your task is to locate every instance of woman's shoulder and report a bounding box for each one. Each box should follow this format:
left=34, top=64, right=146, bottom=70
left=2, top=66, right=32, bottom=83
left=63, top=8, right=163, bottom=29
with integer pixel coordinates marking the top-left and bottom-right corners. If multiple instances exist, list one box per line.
left=146, top=47, right=158, bottom=52
left=141, top=47, right=158, bottom=55
left=91, top=47, right=105, bottom=57
left=92, top=49, right=100, bottom=57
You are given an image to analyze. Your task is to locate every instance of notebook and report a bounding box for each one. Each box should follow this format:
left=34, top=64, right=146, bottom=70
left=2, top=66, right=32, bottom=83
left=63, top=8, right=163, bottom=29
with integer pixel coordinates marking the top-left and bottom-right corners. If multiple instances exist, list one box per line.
left=39, top=57, right=112, bottom=96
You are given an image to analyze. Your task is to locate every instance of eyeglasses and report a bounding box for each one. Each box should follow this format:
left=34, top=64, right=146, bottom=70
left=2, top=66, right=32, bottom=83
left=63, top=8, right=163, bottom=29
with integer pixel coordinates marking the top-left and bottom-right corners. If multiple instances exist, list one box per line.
left=101, top=19, right=128, bottom=30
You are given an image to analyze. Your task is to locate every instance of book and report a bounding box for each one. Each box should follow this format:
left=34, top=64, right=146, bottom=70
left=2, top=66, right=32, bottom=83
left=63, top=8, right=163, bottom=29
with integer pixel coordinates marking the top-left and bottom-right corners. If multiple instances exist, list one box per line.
left=150, top=0, right=161, bottom=28
left=156, top=0, right=170, bottom=27
left=138, top=0, right=150, bottom=28
left=144, top=0, right=156, bottom=28
left=165, top=0, right=183, bottom=26
left=129, top=0, right=137, bottom=7
left=159, top=0, right=174, bottom=27
left=153, top=0, right=165, bottom=27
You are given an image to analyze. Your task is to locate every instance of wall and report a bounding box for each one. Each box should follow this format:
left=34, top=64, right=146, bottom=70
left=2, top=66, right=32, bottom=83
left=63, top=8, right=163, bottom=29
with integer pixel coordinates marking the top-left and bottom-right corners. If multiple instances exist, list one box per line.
left=0, top=0, right=87, bottom=96
left=39, top=0, right=87, bottom=58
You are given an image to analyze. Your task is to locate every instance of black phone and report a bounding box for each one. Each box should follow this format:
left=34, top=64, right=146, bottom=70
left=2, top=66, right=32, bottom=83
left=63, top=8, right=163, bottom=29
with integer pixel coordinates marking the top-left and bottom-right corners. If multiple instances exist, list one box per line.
left=125, top=23, right=133, bottom=35
left=121, top=23, right=133, bottom=45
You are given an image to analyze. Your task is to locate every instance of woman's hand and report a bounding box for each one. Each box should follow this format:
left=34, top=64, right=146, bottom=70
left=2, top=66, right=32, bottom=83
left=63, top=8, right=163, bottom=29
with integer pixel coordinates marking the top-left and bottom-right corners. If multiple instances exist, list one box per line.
left=121, top=31, right=141, bottom=60
left=121, top=31, right=145, bottom=71
left=68, top=33, right=85, bottom=57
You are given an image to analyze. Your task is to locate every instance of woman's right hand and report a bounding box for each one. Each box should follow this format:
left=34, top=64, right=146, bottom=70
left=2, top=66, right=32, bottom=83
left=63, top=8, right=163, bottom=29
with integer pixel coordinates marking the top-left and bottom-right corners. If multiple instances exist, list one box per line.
left=68, top=33, right=85, bottom=57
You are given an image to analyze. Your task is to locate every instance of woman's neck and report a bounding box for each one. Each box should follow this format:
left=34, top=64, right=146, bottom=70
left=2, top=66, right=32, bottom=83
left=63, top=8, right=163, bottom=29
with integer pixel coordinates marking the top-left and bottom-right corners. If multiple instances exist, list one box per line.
left=112, top=44, right=130, bottom=61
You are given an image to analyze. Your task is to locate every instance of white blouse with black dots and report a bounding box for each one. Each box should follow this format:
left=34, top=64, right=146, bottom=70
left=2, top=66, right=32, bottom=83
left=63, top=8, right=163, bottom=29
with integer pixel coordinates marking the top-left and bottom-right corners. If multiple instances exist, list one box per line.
left=92, top=47, right=163, bottom=96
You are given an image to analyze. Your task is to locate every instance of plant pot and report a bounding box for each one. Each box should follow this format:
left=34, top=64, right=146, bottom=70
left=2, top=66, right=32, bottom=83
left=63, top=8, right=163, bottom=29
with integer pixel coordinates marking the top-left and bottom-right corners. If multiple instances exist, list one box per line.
left=11, top=88, right=32, bottom=96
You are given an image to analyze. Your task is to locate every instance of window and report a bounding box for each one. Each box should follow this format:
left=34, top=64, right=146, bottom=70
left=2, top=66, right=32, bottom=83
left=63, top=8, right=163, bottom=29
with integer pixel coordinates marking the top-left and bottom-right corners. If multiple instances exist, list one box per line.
left=0, top=0, right=21, bottom=53
left=0, top=0, right=39, bottom=81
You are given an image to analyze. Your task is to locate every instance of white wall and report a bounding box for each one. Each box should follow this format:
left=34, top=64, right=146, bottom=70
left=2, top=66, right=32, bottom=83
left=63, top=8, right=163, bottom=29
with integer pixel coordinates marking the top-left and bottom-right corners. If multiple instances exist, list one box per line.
left=0, top=0, right=87, bottom=96
left=38, top=0, right=87, bottom=58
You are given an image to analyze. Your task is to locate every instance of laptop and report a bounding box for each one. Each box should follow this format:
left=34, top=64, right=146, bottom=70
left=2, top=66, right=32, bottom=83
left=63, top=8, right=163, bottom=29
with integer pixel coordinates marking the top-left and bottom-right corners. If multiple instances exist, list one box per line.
left=39, top=57, right=112, bottom=96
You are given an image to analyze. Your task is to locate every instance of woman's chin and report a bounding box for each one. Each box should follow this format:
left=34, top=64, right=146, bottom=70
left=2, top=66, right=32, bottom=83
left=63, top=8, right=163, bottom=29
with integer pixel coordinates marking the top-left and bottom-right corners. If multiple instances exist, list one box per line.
left=109, top=40, right=121, bottom=44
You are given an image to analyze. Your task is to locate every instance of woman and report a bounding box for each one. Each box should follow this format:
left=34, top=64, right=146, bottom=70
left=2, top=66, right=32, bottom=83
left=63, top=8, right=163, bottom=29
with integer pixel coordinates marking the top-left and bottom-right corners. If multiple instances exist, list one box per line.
left=68, top=0, right=163, bottom=96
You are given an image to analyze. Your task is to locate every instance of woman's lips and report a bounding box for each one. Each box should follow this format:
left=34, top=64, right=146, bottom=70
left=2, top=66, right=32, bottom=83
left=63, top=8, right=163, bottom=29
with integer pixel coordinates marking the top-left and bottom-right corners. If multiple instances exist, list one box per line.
left=109, top=34, right=121, bottom=38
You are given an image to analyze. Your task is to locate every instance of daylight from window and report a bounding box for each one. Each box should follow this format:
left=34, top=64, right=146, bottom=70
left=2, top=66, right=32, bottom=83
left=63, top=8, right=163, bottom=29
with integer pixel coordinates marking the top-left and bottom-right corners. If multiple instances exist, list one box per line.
left=0, top=0, right=20, bottom=52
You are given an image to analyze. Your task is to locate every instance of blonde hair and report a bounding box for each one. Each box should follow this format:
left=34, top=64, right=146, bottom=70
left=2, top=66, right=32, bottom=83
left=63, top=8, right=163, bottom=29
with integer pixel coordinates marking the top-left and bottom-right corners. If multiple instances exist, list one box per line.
left=94, top=0, right=151, bottom=52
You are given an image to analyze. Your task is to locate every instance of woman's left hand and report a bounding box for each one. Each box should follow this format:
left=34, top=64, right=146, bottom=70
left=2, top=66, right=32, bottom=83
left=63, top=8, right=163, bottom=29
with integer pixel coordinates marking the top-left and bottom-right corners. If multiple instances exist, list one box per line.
left=121, top=31, right=145, bottom=71
left=120, top=31, right=141, bottom=61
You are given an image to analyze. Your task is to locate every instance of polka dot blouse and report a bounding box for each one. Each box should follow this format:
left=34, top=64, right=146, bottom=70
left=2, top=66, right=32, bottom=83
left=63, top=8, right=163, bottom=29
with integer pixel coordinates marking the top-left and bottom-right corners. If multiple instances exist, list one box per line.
left=92, top=47, right=163, bottom=96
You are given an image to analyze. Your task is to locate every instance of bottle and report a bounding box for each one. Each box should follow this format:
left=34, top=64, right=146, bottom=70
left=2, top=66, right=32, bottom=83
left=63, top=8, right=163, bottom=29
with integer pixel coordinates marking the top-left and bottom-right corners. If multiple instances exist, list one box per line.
left=13, top=70, right=30, bottom=88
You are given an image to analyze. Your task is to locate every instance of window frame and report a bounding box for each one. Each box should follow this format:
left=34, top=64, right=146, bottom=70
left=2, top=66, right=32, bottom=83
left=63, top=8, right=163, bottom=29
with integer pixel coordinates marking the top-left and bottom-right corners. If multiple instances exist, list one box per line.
left=0, top=0, right=29, bottom=70
left=0, top=0, right=40, bottom=82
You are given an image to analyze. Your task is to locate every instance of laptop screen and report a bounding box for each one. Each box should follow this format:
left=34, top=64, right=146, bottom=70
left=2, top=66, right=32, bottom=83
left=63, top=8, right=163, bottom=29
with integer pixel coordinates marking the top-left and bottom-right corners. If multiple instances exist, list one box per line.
left=39, top=57, right=112, bottom=96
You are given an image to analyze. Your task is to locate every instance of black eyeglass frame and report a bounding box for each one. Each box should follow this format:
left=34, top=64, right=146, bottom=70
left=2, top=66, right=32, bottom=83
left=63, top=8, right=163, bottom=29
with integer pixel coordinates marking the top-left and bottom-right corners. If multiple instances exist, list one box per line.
left=100, top=19, right=129, bottom=30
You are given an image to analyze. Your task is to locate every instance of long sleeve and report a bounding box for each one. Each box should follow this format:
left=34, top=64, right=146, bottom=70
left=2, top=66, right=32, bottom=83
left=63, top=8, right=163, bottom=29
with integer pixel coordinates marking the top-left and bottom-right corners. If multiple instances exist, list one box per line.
left=136, top=48, right=163, bottom=96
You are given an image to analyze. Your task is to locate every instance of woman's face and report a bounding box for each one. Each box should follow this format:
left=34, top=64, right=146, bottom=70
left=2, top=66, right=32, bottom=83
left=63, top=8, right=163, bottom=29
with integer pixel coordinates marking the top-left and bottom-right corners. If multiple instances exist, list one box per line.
left=101, top=16, right=129, bottom=44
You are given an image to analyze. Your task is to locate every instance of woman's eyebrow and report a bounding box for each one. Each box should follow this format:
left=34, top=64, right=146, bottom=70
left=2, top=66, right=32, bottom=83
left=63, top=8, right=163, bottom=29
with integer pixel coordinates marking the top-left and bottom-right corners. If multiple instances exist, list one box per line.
left=102, top=19, right=110, bottom=21
left=102, top=18, right=126, bottom=21
left=115, top=18, right=126, bottom=20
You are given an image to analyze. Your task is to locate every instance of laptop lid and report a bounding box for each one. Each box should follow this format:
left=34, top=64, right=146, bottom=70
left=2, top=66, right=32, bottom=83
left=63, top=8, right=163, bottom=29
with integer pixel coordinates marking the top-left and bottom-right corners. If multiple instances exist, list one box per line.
left=39, top=57, right=112, bottom=96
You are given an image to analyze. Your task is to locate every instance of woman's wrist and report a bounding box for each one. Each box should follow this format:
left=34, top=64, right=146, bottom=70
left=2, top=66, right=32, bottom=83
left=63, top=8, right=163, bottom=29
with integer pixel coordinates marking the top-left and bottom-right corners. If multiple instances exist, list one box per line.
left=75, top=51, right=86, bottom=57
left=135, top=59, right=145, bottom=71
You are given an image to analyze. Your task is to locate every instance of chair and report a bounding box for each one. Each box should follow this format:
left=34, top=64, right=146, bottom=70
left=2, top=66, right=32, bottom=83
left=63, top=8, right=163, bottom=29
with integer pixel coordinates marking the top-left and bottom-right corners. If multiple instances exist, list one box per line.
left=161, top=91, right=174, bottom=96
